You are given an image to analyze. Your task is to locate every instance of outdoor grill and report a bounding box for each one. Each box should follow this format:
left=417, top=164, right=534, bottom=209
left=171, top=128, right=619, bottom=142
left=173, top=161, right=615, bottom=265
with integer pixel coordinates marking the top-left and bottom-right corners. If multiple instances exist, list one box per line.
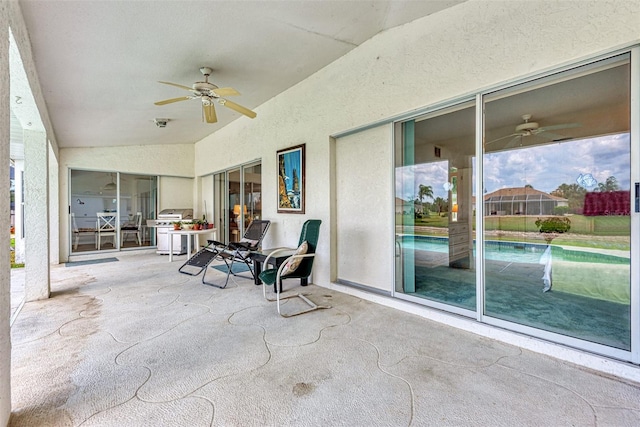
left=148, top=208, right=194, bottom=255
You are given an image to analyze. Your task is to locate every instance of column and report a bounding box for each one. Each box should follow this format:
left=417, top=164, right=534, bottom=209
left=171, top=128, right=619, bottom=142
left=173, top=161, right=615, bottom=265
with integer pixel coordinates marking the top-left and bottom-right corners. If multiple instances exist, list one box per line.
left=23, top=129, right=50, bottom=301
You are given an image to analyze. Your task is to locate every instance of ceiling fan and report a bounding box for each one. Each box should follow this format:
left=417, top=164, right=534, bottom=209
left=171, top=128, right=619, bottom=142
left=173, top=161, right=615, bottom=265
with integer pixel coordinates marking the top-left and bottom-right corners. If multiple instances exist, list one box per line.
left=485, top=114, right=580, bottom=148
left=154, top=67, right=257, bottom=124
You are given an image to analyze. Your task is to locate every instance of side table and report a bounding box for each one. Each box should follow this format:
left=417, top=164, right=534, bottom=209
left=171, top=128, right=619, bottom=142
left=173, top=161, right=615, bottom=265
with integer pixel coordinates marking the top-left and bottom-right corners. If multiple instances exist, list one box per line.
left=251, top=248, right=307, bottom=292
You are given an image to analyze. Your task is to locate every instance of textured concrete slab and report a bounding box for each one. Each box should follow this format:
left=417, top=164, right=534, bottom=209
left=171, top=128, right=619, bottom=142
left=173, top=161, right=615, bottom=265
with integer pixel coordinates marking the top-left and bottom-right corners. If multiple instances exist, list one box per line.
left=9, top=252, right=640, bottom=426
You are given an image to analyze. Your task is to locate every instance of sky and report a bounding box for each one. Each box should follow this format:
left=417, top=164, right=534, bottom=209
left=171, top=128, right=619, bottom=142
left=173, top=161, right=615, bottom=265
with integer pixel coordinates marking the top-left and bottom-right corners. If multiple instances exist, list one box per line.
left=396, top=133, right=631, bottom=202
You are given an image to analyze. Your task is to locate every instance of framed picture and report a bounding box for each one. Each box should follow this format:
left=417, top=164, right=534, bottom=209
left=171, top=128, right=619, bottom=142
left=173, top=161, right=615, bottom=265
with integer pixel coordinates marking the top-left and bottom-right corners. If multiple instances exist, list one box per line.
left=277, top=144, right=305, bottom=214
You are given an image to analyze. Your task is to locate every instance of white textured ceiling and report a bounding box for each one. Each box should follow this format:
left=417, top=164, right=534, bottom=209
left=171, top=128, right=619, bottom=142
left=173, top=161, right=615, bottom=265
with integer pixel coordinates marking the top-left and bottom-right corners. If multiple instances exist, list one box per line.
left=13, top=0, right=465, bottom=150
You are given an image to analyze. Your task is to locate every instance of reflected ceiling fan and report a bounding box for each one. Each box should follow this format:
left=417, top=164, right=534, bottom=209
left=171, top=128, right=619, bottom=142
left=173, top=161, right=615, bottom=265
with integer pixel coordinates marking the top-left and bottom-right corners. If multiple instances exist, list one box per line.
left=486, top=114, right=580, bottom=148
left=154, top=67, right=257, bottom=124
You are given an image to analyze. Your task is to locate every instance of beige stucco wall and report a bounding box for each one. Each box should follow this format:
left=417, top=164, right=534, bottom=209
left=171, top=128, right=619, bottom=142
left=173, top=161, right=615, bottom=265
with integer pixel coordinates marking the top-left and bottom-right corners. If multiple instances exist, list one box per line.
left=194, top=0, right=640, bottom=292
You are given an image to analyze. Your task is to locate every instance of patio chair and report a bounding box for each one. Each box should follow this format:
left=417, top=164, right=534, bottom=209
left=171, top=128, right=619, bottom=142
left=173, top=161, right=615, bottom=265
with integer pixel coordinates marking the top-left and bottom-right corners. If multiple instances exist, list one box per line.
left=179, top=219, right=270, bottom=289
left=121, top=212, right=143, bottom=246
left=71, top=213, right=80, bottom=250
left=259, top=219, right=330, bottom=317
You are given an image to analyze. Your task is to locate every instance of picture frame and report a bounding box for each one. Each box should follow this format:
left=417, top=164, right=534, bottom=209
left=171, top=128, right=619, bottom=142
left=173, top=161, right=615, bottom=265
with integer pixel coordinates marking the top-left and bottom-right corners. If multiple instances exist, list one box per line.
left=277, top=144, right=305, bottom=214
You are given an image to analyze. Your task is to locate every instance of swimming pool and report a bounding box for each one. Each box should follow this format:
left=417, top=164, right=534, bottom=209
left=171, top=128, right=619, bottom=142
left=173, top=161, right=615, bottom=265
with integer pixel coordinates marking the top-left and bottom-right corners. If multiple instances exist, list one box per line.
left=398, top=235, right=628, bottom=265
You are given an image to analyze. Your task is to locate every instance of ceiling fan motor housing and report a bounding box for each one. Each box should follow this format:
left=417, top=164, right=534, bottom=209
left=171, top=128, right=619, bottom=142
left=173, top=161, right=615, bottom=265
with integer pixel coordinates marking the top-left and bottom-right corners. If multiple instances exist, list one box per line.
left=192, top=81, right=219, bottom=94
left=515, top=121, right=539, bottom=132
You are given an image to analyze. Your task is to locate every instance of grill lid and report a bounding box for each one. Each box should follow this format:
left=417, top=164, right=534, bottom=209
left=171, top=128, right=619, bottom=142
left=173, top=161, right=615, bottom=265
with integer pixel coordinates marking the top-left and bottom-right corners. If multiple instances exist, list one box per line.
left=157, top=208, right=193, bottom=220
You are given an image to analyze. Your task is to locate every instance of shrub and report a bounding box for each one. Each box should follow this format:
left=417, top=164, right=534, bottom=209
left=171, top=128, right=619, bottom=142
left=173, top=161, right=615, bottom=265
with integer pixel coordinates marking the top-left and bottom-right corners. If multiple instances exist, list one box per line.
left=553, top=206, right=569, bottom=215
left=535, top=216, right=571, bottom=243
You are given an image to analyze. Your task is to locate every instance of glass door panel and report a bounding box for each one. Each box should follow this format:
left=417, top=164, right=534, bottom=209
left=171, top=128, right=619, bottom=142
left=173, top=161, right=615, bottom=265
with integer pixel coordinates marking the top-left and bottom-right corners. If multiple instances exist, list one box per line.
left=70, top=170, right=118, bottom=253
left=213, top=172, right=228, bottom=243
left=482, top=54, right=631, bottom=350
left=119, top=173, right=157, bottom=249
left=244, top=162, right=262, bottom=225
left=228, top=169, right=241, bottom=242
left=394, top=102, right=477, bottom=312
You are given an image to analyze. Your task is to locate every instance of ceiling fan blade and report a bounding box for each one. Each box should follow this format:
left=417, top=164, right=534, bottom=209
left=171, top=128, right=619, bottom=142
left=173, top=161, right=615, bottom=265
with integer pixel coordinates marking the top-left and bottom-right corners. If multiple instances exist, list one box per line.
left=203, top=103, right=217, bottom=124
left=536, top=122, right=581, bottom=132
left=154, top=96, right=191, bottom=106
left=485, top=133, right=519, bottom=146
left=158, top=81, right=194, bottom=91
left=213, top=87, right=240, bottom=97
left=537, top=131, right=566, bottom=141
left=219, top=99, right=257, bottom=118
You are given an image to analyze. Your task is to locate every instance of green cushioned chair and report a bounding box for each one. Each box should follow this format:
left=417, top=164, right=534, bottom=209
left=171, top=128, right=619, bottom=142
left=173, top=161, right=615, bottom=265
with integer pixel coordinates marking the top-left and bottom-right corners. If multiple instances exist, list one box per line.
left=259, top=219, right=330, bottom=317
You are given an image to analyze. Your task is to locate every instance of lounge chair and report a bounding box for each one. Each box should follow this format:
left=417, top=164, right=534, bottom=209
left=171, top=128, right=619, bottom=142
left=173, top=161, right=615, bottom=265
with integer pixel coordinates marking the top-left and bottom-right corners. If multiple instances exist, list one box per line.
left=179, top=219, right=270, bottom=289
left=259, top=219, right=330, bottom=317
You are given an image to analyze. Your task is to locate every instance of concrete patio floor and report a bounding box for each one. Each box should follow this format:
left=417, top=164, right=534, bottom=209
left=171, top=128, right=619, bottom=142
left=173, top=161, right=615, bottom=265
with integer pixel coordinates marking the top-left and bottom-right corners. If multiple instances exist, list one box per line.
left=9, top=251, right=640, bottom=426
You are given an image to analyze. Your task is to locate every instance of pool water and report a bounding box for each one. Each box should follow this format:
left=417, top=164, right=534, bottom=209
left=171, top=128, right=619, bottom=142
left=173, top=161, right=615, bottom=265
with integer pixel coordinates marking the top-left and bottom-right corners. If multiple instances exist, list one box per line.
left=399, top=235, right=628, bottom=265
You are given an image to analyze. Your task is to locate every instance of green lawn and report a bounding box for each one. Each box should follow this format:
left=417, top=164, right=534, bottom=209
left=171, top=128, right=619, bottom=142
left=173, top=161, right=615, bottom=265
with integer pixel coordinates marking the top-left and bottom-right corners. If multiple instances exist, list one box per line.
left=10, top=237, right=24, bottom=268
left=398, top=214, right=630, bottom=251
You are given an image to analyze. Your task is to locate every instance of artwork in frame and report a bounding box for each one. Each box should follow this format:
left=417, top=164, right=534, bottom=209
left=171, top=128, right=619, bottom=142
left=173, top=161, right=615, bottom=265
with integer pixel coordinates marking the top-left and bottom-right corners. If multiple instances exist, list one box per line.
left=277, top=144, right=305, bottom=214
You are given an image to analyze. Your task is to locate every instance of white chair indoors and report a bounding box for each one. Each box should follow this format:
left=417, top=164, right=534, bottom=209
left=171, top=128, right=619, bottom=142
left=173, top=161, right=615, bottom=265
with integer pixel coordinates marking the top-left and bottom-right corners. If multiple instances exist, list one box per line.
left=71, top=213, right=80, bottom=250
left=121, top=212, right=143, bottom=246
left=96, top=212, right=117, bottom=249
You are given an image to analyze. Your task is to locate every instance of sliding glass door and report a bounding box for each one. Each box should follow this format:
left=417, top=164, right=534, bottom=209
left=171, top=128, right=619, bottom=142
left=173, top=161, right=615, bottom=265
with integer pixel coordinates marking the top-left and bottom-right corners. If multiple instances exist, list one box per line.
left=482, top=53, right=632, bottom=352
left=394, top=51, right=637, bottom=360
left=69, top=170, right=157, bottom=253
left=213, top=161, right=262, bottom=244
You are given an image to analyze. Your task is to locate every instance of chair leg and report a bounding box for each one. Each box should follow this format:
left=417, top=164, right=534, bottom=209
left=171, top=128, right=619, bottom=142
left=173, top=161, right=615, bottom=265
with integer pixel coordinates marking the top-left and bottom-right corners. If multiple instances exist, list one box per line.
left=274, top=280, right=331, bottom=317
left=202, top=266, right=231, bottom=289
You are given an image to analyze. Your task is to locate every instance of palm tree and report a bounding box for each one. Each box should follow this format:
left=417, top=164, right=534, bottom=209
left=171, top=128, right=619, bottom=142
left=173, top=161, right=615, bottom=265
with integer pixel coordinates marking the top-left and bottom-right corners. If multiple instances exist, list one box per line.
left=418, top=184, right=434, bottom=203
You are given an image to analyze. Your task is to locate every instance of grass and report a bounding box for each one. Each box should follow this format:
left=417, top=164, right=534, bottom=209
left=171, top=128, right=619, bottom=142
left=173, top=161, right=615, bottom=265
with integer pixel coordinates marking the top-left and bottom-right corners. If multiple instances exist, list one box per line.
left=10, top=237, right=24, bottom=268
left=398, top=213, right=631, bottom=251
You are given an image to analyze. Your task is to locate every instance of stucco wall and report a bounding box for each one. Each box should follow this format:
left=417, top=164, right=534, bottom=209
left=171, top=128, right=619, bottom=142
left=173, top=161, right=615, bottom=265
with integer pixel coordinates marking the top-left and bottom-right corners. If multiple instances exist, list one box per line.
left=0, top=2, right=11, bottom=424
left=335, top=125, right=393, bottom=290
left=194, top=0, right=640, bottom=292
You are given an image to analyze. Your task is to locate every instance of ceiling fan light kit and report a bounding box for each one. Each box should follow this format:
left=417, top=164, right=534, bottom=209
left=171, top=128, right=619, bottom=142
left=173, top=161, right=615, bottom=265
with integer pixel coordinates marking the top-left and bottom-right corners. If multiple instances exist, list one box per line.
left=154, top=67, right=256, bottom=124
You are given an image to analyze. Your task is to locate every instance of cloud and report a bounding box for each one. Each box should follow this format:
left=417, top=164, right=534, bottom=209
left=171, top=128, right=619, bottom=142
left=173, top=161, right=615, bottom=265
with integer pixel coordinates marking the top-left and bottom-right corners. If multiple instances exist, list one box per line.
left=397, top=133, right=630, bottom=199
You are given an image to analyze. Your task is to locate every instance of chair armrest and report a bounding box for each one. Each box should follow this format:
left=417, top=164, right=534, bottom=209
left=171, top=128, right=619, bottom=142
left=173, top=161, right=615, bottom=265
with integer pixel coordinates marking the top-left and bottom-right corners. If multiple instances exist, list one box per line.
left=207, top=239, right=225, bottom=247
left=261, top=247, right=296, bottom=267
left=228, top=241, right=252, bottom=251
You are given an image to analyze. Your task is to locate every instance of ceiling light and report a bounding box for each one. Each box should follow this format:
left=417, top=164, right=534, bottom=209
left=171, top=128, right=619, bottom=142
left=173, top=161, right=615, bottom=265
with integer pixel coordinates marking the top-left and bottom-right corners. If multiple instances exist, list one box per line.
left=104, top=173, right=116, bottom=190
left=154, top=118, right=168, bottom=128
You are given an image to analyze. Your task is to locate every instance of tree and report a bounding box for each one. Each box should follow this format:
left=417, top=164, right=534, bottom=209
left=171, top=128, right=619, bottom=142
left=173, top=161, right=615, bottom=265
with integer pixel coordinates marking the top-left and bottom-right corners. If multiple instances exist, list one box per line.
left=551, top=182, right=587, bottom=214
left=418, top=184, right=434, bottom=203
left=597, top=176, right=620, bottom=192
left=433, top=196, right=448, bottom=215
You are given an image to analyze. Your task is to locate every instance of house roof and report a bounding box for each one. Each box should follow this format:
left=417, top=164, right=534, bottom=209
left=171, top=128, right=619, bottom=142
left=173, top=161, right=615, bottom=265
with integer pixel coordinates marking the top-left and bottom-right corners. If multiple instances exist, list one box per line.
left=484, top=187, right=567, bottom=202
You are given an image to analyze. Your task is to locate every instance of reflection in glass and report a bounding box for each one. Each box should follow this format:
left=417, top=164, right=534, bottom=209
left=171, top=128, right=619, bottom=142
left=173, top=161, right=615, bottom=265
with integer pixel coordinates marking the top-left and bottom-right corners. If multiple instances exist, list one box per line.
left=483, top=54, right=631, bottom=350
left=394, top=103, right=477, bottom=312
